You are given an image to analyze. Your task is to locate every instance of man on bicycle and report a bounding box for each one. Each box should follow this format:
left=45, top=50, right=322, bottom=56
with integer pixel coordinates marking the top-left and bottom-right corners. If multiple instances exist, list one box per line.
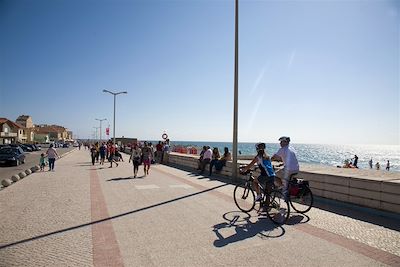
left=271, top=136, right=299, bottom=201
left=240, top=143, right=276, bottom=201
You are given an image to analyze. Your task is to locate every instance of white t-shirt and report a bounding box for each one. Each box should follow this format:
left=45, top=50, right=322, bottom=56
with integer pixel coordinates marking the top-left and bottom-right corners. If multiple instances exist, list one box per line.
left=275, top=145, right=299, bottom=173
left=203, top=149, right=213, bottom=160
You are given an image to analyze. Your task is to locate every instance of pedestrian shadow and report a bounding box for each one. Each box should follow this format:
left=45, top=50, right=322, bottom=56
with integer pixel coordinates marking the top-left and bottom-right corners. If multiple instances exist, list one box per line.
left=212, top=211, right=284, bottom=248
left=106, top=176, right=144, bottom=181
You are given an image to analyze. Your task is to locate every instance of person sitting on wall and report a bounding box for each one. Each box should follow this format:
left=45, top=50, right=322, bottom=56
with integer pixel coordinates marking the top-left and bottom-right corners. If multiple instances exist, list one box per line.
left=209, top=147, right=221, bottom=176
left=216, top=147, right=232, bottom=172
left=197, top=146, right=207, bottom=170
left=199, top=146, right=212, bottom=174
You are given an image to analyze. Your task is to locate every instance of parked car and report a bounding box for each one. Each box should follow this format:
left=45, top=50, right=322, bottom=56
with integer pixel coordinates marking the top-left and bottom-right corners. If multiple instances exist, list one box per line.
left=62, top=143, right=70, bottom=148
left=19, top=144, right=33, bottom=152
left=24, top=144, right=38, bottom=151
left=33, top=144, right=41, bottom=150
left=0, top=147, right=25, bottom=166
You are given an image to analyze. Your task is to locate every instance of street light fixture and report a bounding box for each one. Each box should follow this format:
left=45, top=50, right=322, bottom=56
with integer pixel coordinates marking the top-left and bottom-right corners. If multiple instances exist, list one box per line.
left=95, top=118, right=107, bottom=142
left=102, top=89, right=128, bottom=145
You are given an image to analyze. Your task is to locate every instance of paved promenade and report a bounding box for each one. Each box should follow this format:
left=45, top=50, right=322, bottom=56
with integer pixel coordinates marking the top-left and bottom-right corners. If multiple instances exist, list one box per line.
left=1, top=149, right=399, bottom=266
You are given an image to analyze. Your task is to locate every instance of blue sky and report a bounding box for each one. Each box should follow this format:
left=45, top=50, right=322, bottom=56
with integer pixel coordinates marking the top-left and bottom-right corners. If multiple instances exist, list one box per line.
left=1, top=0, right=399, bottom=145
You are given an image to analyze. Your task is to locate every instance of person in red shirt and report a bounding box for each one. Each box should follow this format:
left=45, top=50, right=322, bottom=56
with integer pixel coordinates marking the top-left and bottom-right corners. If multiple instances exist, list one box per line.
left=108, top=141, right=118, bottom=168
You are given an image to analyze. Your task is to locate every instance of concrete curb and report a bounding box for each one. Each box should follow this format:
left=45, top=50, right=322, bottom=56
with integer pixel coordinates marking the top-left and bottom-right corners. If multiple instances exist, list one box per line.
left=0, top=148, right=77, bottom=189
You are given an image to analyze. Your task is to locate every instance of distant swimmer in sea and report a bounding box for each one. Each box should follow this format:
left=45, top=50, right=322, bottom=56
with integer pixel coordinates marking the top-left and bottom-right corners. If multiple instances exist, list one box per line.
left=386, top=160, right=390, bottom=171
left=369, top=158, right=373, bottom=169
left=375, top=162, right=380, bottom=170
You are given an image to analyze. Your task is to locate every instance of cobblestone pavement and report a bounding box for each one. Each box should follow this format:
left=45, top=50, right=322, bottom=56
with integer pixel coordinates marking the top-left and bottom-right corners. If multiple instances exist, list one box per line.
left=0, top=149, right=399, bottom=266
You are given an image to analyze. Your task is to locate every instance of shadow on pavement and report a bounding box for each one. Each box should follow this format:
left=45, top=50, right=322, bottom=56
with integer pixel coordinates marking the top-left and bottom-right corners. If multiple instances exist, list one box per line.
left=0, top=183, right=228, bottom=250
left=212, top=211, right=284, bottom=247
left=286, top=213, right=310, bottom=225
left=106, top=176, right=144, bottom=181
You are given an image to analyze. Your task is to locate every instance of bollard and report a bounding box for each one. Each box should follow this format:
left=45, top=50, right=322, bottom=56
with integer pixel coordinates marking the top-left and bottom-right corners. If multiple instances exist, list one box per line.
left=18, top=172, right=26, bottom=179
left=25, top=169, right=32, bottom=175
left=30, top=166, right=38, bottom=172
left=1, top=178, right=12, bottom=187
left=11, top=175, right=19, bottom=182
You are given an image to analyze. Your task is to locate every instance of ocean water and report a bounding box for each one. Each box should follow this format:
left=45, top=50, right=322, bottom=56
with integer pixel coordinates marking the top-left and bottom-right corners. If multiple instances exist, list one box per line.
left=170, top=141, right=400, bottom=172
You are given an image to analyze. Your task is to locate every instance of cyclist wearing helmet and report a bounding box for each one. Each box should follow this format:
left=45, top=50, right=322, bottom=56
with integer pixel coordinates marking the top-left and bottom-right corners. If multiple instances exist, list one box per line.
left=240, top=142, right=276, bottom=201
left=271, top=136, right=299, bottom=200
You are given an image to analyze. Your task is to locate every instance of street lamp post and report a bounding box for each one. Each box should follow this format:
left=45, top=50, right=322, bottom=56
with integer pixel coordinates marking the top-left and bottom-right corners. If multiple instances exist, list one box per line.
left=95, top=118, right=107, bottom=142
left=232, top=0, right=239, bottom=181
left=102, top=89, right=127, bottom=145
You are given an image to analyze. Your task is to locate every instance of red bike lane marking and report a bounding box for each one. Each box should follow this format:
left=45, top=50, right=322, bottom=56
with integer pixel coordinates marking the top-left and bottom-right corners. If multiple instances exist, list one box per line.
left=90, top=168, right=124, bottom=267
left=154, top=166, right=400, bottom=266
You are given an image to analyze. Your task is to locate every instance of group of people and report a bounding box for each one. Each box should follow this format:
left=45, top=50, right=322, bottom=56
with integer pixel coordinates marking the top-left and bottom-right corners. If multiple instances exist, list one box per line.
left=89, top=141, right=122, bottom=167
left=197, top=146, right=232, bottom=176
left=341, top=155, right=391, bottom=171
left=39, top=143, right=60, bottom=171
left=369, top=158, right=391, bottom=171
left=85, top=139, right=171, bottom=177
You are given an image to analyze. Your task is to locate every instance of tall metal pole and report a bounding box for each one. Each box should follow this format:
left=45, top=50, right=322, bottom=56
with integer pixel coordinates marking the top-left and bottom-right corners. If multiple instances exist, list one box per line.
left=232, top=0, right=239, bottom=181
left=113, top=94, right=116, bottom=145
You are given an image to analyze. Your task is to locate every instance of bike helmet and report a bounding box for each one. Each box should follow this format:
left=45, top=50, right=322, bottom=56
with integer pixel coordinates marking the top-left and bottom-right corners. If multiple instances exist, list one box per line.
left=255, top=142, right=266, bottom=150
left=278, top=136, right=290, bottom=142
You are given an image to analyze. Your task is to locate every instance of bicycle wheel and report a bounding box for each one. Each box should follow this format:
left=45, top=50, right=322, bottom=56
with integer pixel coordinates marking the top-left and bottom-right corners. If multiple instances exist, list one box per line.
left=233, top=183, right=255, bottom=212
left=290, top=186, right=313, bottom=213
left=266, top=190, right=290, bottom=225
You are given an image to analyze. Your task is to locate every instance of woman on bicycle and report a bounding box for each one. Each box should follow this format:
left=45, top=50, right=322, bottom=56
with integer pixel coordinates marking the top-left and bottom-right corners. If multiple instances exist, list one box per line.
left=240, top=143, right=276, bottom=201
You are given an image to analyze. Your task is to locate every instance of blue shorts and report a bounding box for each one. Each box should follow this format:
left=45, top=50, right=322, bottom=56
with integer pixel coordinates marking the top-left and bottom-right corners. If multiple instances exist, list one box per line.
left=257, top=175, right=275, bottom=186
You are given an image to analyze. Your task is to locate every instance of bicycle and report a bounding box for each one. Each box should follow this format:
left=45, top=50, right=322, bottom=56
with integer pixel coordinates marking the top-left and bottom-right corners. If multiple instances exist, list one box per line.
left=233, top=168, right=290, bottom=225
left=287, top=174, right=314, bottom=213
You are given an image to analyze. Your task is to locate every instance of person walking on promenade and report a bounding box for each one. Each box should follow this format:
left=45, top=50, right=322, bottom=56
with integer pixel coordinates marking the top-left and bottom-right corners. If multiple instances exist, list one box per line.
left=108, top=141, right=118, bottom=168
left=162, top=139, right=170, bottom=163
left=99, top=142, right=107, bottom=165
left=386, top=160, right=390, bottom=171
left=141, top=141, right=153, bottom=176
left=129, top=143, right=142, bottom=178
left=156, top=141, right=163, bottom=163
left=375, top=162, right=380, bottom=170
left=39, top=153, right=47, bottom=171
left=369, top=158, right=373, bottom=169
left=209, top=147, right=220, bottom=176
left=78, top=142, right=81, bottom=150
left=95, top=142, right=100, bottom=163
left=90, top=145, right=97, bottom=165
left=271, top=136, right=299, bottom=201
left=353, top=155, right=359, bottom=168
left=46, top=144, right=59, bottom=171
